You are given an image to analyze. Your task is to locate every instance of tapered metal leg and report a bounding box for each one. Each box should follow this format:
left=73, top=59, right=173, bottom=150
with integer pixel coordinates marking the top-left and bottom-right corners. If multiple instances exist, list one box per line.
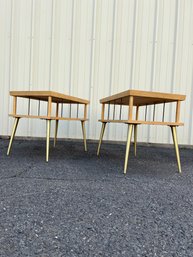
left=97, top=122, right=106, bottom=156
left=134, top=124, right=137, bottom=157
left=81, top=121, right=87, bottom=152
left=54, top=120, right=59, bottom=147
left=46, top=120, right=51, bottom=162
left=124, top=124, right=133, bottom=174
left=7, top=118, right=20, bottom=155
left=171, top=126, right=182, bottom=173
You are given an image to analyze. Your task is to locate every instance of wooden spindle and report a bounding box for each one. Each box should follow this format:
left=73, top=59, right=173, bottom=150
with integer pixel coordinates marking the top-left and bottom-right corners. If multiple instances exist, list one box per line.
left=28, top=98, right=31, bottom=116
left=145, top=105, right=147, bottom=121
left=38, top=100, right=41, bottom=116
left=162, top=102, right=165, bottom=122
left=84, top=104, right=87, bottom=120
left=77, top=104, right=79, bottom=118
left=113, top=102, right=115, bottom=120
left=153, top=104, right=156, bottom=121
left=176, top=101, right=181, bottom=122
left=69, top=103, right=72, bottom=118
left=61, top=102, right=63, bottom=117
left=119, top=98, right=122, bottom=120
left=13, top=96, right=17, bottom=115
left=136, top=106, right=139, bottom=120
left=56, top=102, right=59, bottom=118
left=107, top=103, right=110, bottom=120
left=101, top=104, right=105, bottom=120
left=119, top=105, right=122, bottom=120
left=47, top=96, right=52, bottom=117
left=128, top=96, right=133, bottom=120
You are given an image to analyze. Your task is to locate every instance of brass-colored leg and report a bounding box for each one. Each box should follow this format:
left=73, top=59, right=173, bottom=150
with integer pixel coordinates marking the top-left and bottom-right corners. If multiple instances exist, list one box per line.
left=46, top=120, right=51, bottom=162
left=7, top=118, right=20, bottom=155
left=81, top=121, right=87, bottom=152
left=97, top=122, right=106, bottom=156
left=54, top=120, right=59, bottom=147
left=124, top=124, right=133, bottom=174
left=134, top=124, right=137, bottom=157
left=171, top=126, right=182, bottom=173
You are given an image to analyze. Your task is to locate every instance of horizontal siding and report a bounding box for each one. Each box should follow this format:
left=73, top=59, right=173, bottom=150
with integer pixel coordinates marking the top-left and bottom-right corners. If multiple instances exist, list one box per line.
left=0, top=0, right=192, bottom=145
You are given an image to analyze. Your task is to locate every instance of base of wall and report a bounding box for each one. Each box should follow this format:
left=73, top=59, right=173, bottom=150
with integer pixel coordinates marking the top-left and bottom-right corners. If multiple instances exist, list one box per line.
left=0, top=135, right=192, bottom=150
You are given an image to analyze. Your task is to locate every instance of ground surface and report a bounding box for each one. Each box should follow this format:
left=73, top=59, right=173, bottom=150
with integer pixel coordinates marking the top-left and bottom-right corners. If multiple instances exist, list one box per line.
left=0, top=139, right=193, bottom=257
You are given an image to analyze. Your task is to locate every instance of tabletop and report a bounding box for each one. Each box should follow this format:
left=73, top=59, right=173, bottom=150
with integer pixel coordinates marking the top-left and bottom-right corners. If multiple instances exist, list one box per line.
left=100, top=90, right=186, bottom=106
left=10, top=91, right=90, bottom=105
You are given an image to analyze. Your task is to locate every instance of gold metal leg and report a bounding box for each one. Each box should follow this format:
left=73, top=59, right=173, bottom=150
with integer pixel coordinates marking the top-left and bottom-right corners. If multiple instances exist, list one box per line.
left=97, top=122, right=106, bottom=156
left=124, top=124, right=133, bottom=174
left=7, top=118, right=20, bottom=155
left=171, top=126, right=182, bottom=173
left=46, top=120, right=51, bottom=162
left=54, top=120, right=59, bottom=147
left=81, top=121, right=87, bottom=152
left=134, top=124, right=137, bottom=157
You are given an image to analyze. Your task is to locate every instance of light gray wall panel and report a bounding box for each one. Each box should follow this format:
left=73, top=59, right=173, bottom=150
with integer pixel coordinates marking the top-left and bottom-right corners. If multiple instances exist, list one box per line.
left=0, top=0, right=192, bottom=145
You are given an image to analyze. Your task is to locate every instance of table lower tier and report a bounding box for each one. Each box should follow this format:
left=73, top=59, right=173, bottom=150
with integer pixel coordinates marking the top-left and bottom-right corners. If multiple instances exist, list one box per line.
left=7, top=115, right=88, bottom=162
left=99, top=119, right=183, bottom=126
left=9, top=114, right=88, bottom=121
left=97, top=120, right=183, bottom=174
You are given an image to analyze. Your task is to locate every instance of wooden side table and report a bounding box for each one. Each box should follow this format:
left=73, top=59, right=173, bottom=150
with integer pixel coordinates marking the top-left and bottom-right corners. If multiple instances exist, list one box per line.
left=97, top=90, right=186, bottom=174
left=7, top=91, right=89, bottom=162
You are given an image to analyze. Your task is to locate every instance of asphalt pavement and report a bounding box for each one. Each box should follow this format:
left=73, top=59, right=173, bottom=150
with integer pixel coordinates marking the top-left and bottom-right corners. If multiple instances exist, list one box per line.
left=0, top=139, right=193, bottom=257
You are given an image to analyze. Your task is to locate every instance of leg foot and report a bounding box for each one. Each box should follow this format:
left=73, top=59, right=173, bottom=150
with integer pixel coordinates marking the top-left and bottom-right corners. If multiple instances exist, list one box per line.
left=7, top=118, right=20, bottom=155
left=81, top=121, right=87, bottom=152
left=171, top=126, right=182, bottom=173
left=46, top=120, right=51, bottom=162
left=97, top=122, right=106, bottom=156
left=54, top=120, right=59, bottom=147
left=134, top=124, right=138, bottom=157
left=124, top=124, right=133, bottom=174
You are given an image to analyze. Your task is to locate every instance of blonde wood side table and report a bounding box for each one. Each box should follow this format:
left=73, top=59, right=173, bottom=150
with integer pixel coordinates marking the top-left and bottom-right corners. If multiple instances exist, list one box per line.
left=97, top=90, right=186, bottom=174
left=7, top=91, right=89, bottom=162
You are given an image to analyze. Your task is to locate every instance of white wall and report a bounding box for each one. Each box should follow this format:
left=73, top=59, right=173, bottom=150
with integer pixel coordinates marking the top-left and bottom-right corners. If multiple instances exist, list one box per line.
left=0, top=0, right=192, bottom=145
